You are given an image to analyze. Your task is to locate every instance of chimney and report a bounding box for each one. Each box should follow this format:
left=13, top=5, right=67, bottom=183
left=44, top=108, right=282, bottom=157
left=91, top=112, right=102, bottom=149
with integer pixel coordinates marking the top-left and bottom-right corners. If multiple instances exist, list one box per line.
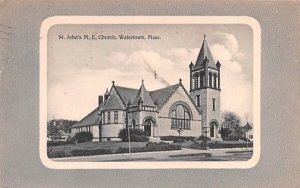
left=98, top=95, right=104, bottom=107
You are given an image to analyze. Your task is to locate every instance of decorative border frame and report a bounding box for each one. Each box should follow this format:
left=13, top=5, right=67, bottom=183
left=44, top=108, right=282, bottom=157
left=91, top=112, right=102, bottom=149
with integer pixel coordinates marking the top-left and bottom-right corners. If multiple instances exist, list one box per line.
left=39, top=16, right=261, bottom=169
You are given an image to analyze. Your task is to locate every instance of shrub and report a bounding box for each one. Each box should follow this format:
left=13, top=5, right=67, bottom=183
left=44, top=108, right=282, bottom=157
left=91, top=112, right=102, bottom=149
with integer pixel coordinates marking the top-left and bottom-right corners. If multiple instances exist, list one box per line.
left=70, top=148, right=113, bottom=156
left=208, top=141, right=253, bottom=149
left=160, top=136, right=195, bottom=142
left=48, top=150, right=67, bottom=158
left=193, top=135, right=210, bottom=148
left=130, top=135, right=149, bottom=142
left=221, top=127, right=240, bottom=141
left=115, top=142, right=181, bottom=154
left=47, top=148, right=113, bottom=158
left=190, top=140, right=253, bottom=150
left=197, top=135, right=211, bottom=141
left=146, top=142, right=181, bottom=151
left=72, top=132, right=93, bottom=143
left=47, top=141, right=73, bottom=147
left=118, top=128, right=149, bottom=142
left=190, top=141, right=209, bottom=150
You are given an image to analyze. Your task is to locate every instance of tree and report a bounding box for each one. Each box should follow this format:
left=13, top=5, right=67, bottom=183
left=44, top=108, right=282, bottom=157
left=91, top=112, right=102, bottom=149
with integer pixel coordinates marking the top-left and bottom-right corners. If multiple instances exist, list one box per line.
left=73, top=132, right=93, bottom=143
left=118, top=128, right=149, bottom=142
left=221, top=112, right=241, bottom=141
left=47, top=121, right=60, bottom=141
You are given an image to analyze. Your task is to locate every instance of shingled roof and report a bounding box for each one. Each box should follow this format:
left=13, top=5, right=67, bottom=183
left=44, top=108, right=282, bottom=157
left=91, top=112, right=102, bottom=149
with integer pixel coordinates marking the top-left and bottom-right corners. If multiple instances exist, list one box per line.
left=72, top=81, right=199, bottom=128
left=150, top=84, right=180, bottom=109
left=72, top=107, right=100, bottom=128
left=194, top=38, right=217, bottom=69
left=102, top=94, right=123, bottom=110
left=132, top=82, right=155, bottom=106
left=114, top=86, right=138, bottom=105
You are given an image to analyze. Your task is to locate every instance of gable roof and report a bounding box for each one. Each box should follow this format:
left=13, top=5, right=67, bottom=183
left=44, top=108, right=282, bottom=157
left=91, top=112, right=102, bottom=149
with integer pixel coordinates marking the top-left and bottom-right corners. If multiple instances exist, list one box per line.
left=150, top=84, right=180, bottom=109
left=194, top=39, right=217, bottom=69
left=114, top=86, right=139, bottom=105
left=132, top=83, right=155, bottom=106
left=73, top=80, right=202, bottom=127
left=71, top=107, right=100, bottom=128
left=103, top=94, right=124, bottom=110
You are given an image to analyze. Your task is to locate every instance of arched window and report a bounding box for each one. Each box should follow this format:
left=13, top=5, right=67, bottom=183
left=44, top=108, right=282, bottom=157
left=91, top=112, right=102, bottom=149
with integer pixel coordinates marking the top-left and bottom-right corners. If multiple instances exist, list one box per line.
left=200, top=72, right=204, bottom=88
left=213, top=74, right=217, bottom=88
left=209, top=72, right=212, bottom=87
left=210, top=124, right=215, bottom=137
left=193, top=73, right=199, bottom=89
left=170, top=104, right=191, bottom=129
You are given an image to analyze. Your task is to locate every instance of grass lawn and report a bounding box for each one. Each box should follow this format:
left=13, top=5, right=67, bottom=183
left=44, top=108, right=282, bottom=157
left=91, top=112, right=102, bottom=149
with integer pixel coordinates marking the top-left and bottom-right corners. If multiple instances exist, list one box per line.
left=48, top=141, right=181, bottom=158
left=178, top=140, right=253, bottom=149
left=48, top=141, right=148, bottom=153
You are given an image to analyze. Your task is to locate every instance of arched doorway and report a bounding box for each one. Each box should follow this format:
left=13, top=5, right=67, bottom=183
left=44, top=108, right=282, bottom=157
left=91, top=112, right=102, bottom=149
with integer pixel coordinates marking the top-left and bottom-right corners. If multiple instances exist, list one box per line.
left=209, top=121, right=218, bottom=138
left=143, top=117, right=155, bottom=137
left=131, top=119, right=136, bottom=129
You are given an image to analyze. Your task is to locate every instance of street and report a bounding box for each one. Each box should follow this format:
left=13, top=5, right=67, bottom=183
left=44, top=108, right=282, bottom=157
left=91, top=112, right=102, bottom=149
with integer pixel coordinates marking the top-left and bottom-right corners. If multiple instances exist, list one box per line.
left=53, top=148, right=253, bottom=162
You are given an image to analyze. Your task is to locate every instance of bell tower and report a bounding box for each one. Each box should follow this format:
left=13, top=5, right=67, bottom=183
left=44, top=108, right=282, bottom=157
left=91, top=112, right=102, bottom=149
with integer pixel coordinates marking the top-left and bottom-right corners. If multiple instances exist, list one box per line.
left=189, top=35, right=222, bottom=139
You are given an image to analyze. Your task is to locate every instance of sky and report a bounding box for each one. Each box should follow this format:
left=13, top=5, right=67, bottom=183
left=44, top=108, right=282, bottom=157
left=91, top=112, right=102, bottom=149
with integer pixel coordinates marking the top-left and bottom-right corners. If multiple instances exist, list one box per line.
left=47, top=24, right=253, bottom=124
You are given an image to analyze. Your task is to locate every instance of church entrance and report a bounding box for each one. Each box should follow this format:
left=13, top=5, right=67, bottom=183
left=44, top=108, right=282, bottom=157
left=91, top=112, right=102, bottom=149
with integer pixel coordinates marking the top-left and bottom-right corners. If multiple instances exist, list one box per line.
left=210, top=121, right=218, bottom=138
left=131, top=119, right=136, bottom=129
left=144, top=117, right=155, bottom=137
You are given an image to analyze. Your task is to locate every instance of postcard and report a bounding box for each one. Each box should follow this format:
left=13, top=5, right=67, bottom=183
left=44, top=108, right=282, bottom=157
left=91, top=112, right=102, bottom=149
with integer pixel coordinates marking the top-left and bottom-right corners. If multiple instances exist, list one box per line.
left=40, top=16, right=261, bottom=169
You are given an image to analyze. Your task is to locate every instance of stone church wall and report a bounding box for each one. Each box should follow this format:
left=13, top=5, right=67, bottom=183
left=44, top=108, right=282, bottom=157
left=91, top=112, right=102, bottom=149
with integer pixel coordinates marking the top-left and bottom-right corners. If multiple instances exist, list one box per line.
left=158, top=85, right=202, bottom=137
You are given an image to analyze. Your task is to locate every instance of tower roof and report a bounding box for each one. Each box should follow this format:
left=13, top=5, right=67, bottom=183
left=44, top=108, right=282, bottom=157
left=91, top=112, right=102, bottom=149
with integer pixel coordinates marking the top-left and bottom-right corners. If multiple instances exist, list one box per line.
left=132, top=81, right=155, bottom=106
left=194, top=36, right=217, bottom=69
left=103, top=94, right=123, bottom=110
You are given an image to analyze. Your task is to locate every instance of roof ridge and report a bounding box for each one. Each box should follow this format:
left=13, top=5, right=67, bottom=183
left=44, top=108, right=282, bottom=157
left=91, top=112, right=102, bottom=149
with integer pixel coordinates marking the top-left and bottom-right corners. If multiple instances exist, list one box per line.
left=150, top=83, right=180, bottom=92
left=152, top=84, right=180, bottom=109
left=77, top=107, right=98, bottom=123
left=112, top=85, right=127, bottom=107
left=103, top=93, right=124, bottom=110
left=71, top=107, right=99, bottom=128
left=160, top=85, right=179, bottom=108
left=115, top=85, right=139, bottom=91
left=113, top=85, right=139, bottom=107
left=133, top=84, right=155, bottom=106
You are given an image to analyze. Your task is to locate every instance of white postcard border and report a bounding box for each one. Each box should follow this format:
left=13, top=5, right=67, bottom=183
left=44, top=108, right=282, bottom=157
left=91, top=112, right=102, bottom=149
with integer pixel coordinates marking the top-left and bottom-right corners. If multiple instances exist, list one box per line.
left=40, top=16, right=261, bottom=169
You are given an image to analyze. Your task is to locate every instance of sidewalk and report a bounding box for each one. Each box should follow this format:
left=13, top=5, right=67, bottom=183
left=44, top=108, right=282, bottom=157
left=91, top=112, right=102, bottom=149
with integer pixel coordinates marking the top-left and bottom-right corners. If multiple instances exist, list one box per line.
left=52, top=147, right=253, bottom=162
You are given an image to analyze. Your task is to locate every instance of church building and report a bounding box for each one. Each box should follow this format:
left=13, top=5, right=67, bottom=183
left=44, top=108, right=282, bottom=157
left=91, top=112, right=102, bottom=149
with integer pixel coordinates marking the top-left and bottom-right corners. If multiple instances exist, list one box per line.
left=70, top=36, right=222, bottom=141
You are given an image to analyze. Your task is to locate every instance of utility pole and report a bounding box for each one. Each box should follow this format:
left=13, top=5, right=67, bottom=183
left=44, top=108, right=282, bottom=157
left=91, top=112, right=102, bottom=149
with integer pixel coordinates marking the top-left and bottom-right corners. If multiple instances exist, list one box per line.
left=126, top=100, right=131, bottom=154
left=244, top=113, right=249, bottom=151
left=246, top=122, right=249, bottom=151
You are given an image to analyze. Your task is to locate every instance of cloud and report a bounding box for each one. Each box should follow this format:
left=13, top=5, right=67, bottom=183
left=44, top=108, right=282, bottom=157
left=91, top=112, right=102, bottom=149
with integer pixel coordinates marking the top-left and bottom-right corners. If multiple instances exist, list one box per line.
left=210, top=32, right=253, bottom=123
left=210, top=44, right=232, bottom=62
left=210, top=32, right=239, bottom=54
left=48, top=33, right=252, bottom=123
left=48, top=51, right=183, bottom=120
left=165, top=48, right=199, bottom=70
